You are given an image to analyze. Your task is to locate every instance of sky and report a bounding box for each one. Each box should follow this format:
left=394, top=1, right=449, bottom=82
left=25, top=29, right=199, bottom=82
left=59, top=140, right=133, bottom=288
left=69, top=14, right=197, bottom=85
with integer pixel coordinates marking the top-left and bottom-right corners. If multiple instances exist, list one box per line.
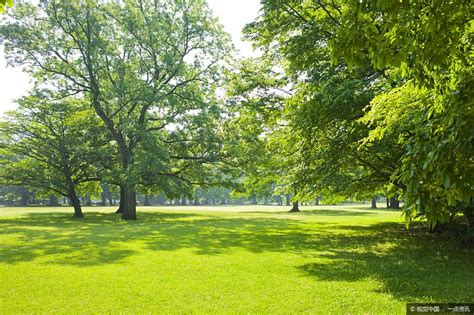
left=0, top=0, right=261, bottom=115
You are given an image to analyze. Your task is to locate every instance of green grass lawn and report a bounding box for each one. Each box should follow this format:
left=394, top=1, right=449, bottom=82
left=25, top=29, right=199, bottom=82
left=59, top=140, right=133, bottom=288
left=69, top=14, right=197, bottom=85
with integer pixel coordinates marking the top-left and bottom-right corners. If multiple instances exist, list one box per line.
left=0, top=205, right=473, bottom=314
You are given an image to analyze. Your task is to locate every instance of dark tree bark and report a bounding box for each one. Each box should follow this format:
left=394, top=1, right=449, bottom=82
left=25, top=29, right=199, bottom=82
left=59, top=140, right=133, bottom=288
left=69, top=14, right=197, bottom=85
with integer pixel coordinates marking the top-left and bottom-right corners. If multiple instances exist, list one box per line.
left=115, top=185, right=125, bottom=214
left=68, top=186, right=83, bottom=218
left=289, top=200, right=300, bottom=212
left=20, top=190, right=29, bottom=206
left=315, top=195, right=321, bottom=206
left=181, top=196, right=186, bottom=205
left=285, top=194, right=291, bottom=206
left=144, top=195, right=151, bottom=206
left=48, top=195, right=59, bottom=206
left=121, top=184, right=137, bottom=220
left=386, top=195, right=390, bottom=208
left=71, top=199, right=83, bottom=218
left=371, top=197, right=377, bottom=209
left=389, top=194, right=400, bottom=209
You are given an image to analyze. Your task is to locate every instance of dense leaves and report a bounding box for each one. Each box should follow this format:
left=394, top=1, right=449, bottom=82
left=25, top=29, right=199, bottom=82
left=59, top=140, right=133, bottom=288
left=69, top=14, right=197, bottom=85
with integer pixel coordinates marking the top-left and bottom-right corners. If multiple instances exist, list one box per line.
left=243, top=0, right=473, bottom=233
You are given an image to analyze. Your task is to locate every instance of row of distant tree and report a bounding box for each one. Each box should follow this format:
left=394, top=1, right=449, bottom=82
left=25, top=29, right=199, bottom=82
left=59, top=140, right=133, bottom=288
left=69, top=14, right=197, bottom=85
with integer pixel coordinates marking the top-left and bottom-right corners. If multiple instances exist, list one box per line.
left=1, top=184, right=403, bottom=209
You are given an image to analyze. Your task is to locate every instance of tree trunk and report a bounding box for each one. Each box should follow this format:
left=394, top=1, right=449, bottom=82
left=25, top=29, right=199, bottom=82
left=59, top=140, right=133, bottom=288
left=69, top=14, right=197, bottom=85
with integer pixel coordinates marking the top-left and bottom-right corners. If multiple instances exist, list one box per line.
left=144, top=194, right=151, bottom=206
left=386, top=195, right=390, bottom=209
left=121, top=184, right=137, bottom=220
left=289, top=200, right=300, bottom=212
left=315, top=195, right=321, bottom=206
left=20, top=190, right=29, bottom=206
left=252, top=195, right=257, bottom=205
left=389, top=194, right=400, bottom=209
left=68, top=187, right=83, bottom=218
left=285, top=194, right=291, bottom=206
left=48, top=195, right=59, bottom=206
left=115, top=185, right=125, bottom=214
left=181, top=196, right=186, bottom=205
left=371, top=197, right=377, bottom=209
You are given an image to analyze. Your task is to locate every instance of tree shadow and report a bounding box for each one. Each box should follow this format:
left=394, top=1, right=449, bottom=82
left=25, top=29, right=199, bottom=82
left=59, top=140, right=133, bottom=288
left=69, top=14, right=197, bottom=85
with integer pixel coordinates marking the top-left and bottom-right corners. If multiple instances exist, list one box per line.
left=297, top=222, right=474, bottom=302
left=1, top=211, right=473, bottom=302
left=0, top=212, right=197, bottom=266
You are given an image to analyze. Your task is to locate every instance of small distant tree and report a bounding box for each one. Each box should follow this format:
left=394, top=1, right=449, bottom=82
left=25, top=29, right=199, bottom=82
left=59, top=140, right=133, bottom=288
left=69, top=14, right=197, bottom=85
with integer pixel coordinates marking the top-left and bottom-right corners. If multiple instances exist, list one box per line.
left=0, top=185, right=34, bottom=205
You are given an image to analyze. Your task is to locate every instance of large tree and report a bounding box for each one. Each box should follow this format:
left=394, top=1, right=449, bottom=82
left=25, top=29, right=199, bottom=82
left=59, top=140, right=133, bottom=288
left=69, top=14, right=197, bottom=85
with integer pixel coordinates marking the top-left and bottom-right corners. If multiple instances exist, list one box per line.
left=242, top=6, right=402, bottom=210
left=0, top=94, right=104, bottom=217
left=0, top=0, right=230, bottom=219
left=245, top=0, right=473, bottom=232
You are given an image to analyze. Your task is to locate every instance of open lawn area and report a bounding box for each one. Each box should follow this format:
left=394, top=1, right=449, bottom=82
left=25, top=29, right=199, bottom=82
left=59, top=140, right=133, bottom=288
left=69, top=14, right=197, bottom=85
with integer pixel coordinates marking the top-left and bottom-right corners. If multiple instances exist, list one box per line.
left=1, top=205, right=473, bottom=314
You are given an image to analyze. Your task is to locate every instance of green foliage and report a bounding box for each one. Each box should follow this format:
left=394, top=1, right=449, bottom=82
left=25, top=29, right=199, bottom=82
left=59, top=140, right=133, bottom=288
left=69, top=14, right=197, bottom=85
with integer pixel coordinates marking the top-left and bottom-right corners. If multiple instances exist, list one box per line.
left=224, top=56, right=303, bottom=204
left=243, top=2, right=404, bottom=203
left=329, top=0, right=474, bottom=226
left=0, top=0, right=12, bottom=13
left=0, top=94, right=104, bottom=199
left=361, top=81, right=474, bottom=226
left=244, top=0, right=473, bottom=229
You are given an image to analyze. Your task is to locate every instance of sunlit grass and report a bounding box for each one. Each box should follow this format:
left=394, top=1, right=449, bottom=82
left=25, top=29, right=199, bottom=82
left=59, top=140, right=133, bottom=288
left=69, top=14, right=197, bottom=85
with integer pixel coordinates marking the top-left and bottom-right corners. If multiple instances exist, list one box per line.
left=0, top=205, right=472, bottom=314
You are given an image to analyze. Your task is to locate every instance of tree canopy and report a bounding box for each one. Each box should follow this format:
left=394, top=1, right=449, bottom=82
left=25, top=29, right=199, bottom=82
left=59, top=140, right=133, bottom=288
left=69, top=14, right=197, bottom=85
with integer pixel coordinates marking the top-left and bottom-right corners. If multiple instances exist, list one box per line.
left=0, top=93, right=104, bottom=217
left=242, top=0, right=473, bottom=231
left=0, top=0, right=232, bottom=219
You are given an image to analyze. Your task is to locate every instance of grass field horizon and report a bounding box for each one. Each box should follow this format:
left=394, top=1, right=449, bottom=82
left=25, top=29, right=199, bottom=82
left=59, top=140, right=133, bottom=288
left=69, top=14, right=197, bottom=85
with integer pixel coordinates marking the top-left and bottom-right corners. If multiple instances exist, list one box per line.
left=1, top=205, right=473, bottom=314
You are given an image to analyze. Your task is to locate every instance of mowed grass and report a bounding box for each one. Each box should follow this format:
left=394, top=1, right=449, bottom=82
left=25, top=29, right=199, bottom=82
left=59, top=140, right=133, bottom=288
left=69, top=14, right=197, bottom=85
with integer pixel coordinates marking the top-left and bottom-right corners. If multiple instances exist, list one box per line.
left=0, top=205, right=473, bottom=314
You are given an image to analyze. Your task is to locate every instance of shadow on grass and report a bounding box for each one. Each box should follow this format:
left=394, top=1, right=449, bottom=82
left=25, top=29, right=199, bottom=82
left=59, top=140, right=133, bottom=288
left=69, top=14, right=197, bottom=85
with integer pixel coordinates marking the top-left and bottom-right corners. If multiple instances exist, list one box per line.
left=0, top=211, right=473, bottom=302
